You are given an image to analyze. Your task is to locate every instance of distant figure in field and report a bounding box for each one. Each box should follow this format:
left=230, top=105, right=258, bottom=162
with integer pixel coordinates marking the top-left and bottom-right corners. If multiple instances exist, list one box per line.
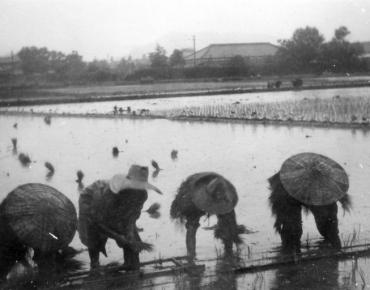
left=268, top=152, right=351, bottom=254
left=170, top=172, right=245, bottom=260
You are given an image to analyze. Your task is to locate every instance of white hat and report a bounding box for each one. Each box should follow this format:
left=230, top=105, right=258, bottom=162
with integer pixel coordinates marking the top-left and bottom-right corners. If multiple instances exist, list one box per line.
left=109, top=165, right=162, bottom=194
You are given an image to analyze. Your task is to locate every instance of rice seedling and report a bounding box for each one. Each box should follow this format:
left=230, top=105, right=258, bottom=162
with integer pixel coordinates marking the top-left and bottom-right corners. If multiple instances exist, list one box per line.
left=152, top=169, right=160, bottom=178
left=144, top=203, right=161, bottom=219
left=358, top=267, right=367, bottom=289
left=112, top=147, right=119, bottom=157
left=244, top=245, right=253, bottom=260
left=18, top=153, right=31, bottom=166
left=342, top=226, right=361, bottom=247
left=11, top=138, right=17, bottom=150
left=171, top=149, right=178, bottom=160
left=305, top=233, right=310, bottom=250
left=45, top=161, right=55, bottom=179
left=251, top=272, right=265, bottom=290
left=44, top=115, right=51, bottom=125
left=172, top=270, right=188, bottom=290
left=76, top=170, right=84, bottom=183
left=44, top=162, right=55, bottom=173
left=151, top=160, right=161, bottom=171
left=158, top=96, right=370, bottom=125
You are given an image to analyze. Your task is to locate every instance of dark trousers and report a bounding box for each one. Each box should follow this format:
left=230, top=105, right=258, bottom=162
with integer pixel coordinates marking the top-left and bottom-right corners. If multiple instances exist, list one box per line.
left=309, top=203, right=341, bottom=249
left=277, top=203, right=341, bottom=253
left=88, top=229, right=141, bottom=269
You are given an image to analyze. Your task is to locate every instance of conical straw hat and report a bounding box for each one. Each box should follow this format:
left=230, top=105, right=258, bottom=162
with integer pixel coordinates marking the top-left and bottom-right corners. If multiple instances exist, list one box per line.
left=190, top=172, right=238, bottom=215
left=1, top=183, right=77, bottom=253
left=280, top=153, right=349, bottom=205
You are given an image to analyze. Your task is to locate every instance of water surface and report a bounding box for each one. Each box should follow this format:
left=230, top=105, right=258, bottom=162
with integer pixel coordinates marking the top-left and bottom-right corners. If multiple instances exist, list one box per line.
left=1, top=114, right=370, bottom=288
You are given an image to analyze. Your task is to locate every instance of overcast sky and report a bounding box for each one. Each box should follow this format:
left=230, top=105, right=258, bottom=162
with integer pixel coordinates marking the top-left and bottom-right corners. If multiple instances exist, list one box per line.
left=1, top=0, right=369, bottom=60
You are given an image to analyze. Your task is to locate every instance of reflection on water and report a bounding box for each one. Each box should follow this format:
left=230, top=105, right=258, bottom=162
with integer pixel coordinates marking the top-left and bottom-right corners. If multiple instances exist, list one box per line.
left=0, top=249, right=84, bottom=289
left=1, top=114, right=370, bottom=288
left=270, top=258, right=340, bottom=290
left=2, top=87, right=370, bottom=115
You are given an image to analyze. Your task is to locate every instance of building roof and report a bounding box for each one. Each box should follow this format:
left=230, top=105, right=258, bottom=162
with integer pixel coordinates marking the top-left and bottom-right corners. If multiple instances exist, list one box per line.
left=360, top=41, right=370, bottom=54
left=185, top=42, right=279, bottom=60
left=181, top=48, right=194, bottom=58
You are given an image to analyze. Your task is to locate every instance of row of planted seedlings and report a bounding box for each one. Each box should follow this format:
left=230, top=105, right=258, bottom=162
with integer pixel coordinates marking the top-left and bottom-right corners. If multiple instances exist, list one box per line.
left=158, top=96, right=370, bottom=124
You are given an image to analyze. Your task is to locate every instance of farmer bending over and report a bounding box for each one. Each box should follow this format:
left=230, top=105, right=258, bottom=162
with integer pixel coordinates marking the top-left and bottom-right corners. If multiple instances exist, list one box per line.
left=268, top=152, right=351, bottom=254
left=78, top=165, right=162, bottom=270
left=170, top=172, right=245, bottom=260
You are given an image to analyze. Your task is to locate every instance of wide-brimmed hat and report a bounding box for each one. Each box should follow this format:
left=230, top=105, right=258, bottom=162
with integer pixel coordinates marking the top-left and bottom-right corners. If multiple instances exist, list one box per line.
left=280, top=152, right=349, bottom=205
left=109, top=165, right=162, bottom=194
left=190, top=172, right=238, bottom=215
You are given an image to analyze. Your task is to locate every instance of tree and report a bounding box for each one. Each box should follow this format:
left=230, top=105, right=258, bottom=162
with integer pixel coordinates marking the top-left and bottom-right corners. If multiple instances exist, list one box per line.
left=169, top=49, right=185, bottom=67
left=149, top=45, right=168, bottom=68
left=334, top=26, right=350, bottom=41
left=276, top=26, right=324, bottom=73
left=86, top=59, right=112, bottom=82
left=48, top=50, right=66, bottom=74
left=320, top=26, right=364, bottom=72
left=226, top=55, right=248, bottom=76
left=18, top=46, right=51, bottom=74
left=62, top=51, right=86, bottom=79
left=114, top=57, right=131, bottom=78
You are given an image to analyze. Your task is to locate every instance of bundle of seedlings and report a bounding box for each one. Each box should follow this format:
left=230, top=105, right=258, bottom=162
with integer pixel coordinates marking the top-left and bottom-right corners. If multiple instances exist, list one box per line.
left=45, top=162, right=55, bottom=178
left=11, top=138, right=17, bottom=151
left=96, top=222, right=153, bottom=252
left=18, top=153, right=31, bottom=166
left=144, top=202, right=161, bottom=219
left=44, top=116, right=51, bottom=125
left=112, top=147, right=119, bottom=157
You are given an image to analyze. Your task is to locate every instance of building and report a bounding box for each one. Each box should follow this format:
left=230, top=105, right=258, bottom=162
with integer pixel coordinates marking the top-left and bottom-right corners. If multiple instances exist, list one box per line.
left=180, top=48, right=194, bottom=59
left=184, top=42, right=279, bottom=67
left=360, top=41, right=370, bottom=69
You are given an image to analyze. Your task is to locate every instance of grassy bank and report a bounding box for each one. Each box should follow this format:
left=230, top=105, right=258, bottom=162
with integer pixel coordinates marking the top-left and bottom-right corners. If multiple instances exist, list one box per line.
left=1, top=75, right=370, bottom=107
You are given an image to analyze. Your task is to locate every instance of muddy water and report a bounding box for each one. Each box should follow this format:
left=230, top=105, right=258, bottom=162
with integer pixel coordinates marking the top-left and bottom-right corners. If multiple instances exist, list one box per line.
left=2, top=86, right=370, bottom=115
left=1, top=114, right=370, bottom=288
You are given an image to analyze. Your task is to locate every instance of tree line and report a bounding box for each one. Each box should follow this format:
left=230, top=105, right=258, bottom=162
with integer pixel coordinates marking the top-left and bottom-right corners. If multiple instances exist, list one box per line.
left=6, top=25, right=369, bottom=84
left=275, top=26, right=366, bottom=74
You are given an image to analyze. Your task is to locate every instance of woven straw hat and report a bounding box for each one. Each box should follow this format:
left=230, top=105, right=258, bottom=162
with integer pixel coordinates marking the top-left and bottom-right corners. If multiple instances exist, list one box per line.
left=280, top=152, right=349, bottom=205
left=0, top=183, right=77, bottom=253
left=109, top=164, right=162, bottom=194
left=190, top=172, right=238, bottom=215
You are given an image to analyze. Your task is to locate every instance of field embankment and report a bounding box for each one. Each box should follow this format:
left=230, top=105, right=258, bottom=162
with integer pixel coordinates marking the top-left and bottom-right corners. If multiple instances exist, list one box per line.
left=1, top=75, right=370, bottom=107
left=2, top=94, right=370, bottom=130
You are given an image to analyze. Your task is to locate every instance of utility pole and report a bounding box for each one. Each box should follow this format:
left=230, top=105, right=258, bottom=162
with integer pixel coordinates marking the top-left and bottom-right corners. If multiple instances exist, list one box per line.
left=11, top=51, right=15, bottom=74
left=193, top=35, right=196, bottom=67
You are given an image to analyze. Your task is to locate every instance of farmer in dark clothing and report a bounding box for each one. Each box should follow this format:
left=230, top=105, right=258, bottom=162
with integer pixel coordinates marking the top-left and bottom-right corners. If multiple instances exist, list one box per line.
left=170, top=172, right=245, bottom=260
left=78, top=165, right=162, bottom=270
left=268, top=153, right=351, bottom=254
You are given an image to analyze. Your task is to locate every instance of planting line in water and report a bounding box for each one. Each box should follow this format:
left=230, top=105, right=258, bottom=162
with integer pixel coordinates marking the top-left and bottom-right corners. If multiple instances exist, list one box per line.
left=234, top=244, right=370, bottom=274
left=1, top=110, right=370, bottom=130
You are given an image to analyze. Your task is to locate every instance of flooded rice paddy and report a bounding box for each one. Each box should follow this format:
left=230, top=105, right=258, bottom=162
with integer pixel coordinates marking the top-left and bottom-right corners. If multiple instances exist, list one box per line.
left=1, top=107, right=370, bottom=288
